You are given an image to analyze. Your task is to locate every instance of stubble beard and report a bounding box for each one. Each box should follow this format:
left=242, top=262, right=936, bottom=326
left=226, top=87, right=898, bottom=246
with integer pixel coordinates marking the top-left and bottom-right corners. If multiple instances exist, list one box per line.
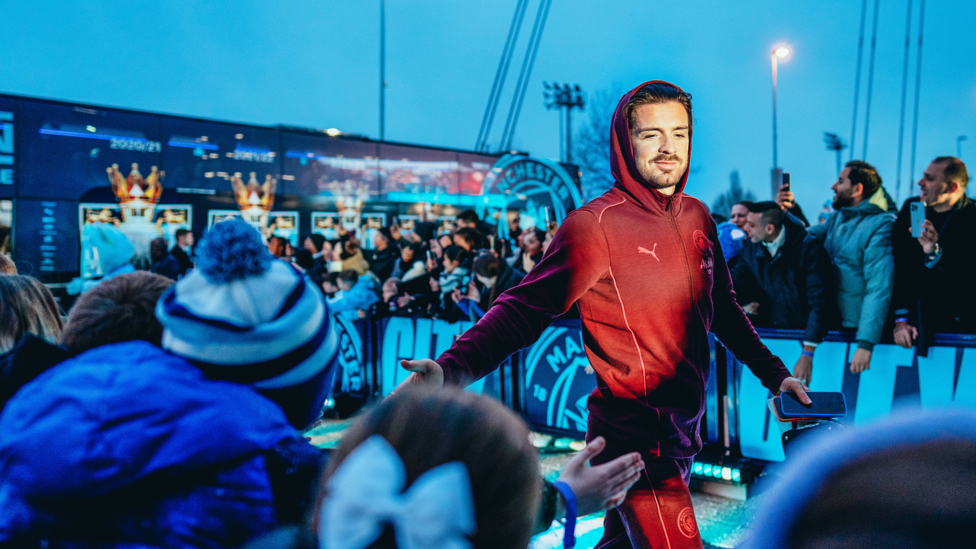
left=832, top=192, right=854, bottom=210
left=637, top=155, right=687, bottom=190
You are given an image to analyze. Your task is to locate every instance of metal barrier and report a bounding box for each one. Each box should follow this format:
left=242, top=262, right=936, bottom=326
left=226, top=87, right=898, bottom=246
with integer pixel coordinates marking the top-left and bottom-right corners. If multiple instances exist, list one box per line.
left=332, top=313, right=976, bottom=465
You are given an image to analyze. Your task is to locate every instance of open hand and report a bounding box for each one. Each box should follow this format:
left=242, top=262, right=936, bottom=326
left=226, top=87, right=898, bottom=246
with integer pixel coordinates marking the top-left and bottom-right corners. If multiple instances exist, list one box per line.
left=397, top=358, right=445, bottom=391
left=556, top=437, right=643, bottom=516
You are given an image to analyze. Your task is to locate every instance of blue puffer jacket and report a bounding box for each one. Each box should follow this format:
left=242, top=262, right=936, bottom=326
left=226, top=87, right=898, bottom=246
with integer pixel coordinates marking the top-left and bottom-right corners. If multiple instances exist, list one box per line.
left=808, top=189, right=895, bottom=347
left=0, top=341, right=309, bottom=549
left=327, top=276, right=379, bottom=321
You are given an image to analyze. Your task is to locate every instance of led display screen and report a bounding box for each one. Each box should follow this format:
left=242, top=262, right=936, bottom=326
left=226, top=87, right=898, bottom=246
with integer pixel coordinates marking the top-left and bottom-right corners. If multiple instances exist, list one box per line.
left=379, top=144, right=459, bottom=200
left=281, top=132, right=379, bottom=199
left=160, top=118, right=281, bottom=196
left=0, top=97, right=17, bottom=198
left=14, top=198, right=79, bottom=277
left=17, top=100, right=163, bottom=201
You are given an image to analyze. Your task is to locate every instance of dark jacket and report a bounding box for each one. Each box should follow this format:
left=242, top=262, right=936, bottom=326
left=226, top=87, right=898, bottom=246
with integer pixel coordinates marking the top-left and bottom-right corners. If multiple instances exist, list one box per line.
left=0, top=335, right=73, bottom=413
left=0, top=341, right=324, bottom=548
left=476, top=259, right=524, bottom=312
left=366, top=246, right=398, bottom=282
left=808, top=189, right=896, bottom=347
left=150, top=252, right=183, bottom=280
left=170, top=245, right=194, bottom=277
left=731, top=213, right=832, bottom=343
left=892, top=196, right=976, bottom=345
left=435, top=80, right=789, bottom=461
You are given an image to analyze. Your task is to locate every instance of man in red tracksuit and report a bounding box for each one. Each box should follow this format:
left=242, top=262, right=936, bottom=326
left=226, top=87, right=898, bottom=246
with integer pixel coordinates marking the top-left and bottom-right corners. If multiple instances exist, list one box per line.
left=403, top=81, right=809, bottom=548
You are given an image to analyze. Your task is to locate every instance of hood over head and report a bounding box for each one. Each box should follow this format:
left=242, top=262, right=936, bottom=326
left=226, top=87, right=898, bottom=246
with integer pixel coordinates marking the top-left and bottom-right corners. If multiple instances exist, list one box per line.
left=610, top=80, right=693, bottom=210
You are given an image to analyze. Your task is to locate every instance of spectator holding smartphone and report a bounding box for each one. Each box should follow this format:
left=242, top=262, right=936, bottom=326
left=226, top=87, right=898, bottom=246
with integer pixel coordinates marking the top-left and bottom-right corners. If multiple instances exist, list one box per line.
left=891, top=157, right=974, bottom=352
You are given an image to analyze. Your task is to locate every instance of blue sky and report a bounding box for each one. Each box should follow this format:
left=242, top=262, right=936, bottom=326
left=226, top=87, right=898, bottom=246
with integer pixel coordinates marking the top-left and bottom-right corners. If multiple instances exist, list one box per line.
left=1, top=0, right=973, bottom=215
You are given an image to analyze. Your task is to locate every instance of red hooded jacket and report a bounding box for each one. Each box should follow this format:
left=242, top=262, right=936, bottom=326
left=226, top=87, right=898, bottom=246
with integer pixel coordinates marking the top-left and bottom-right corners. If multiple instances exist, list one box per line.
left=436, top=81, right=790, bottom=459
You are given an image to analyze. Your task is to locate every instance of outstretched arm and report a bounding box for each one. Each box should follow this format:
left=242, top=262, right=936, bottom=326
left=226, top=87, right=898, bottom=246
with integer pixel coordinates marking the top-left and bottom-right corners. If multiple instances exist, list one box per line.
left=403, top=210, right=609, bottom=388
left=708, top=221, right=803, bottom=399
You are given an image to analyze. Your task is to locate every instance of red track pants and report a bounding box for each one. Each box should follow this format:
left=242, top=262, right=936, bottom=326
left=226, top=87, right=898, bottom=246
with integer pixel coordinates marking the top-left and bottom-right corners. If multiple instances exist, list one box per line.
left=595, top=457, right=703, bottom=549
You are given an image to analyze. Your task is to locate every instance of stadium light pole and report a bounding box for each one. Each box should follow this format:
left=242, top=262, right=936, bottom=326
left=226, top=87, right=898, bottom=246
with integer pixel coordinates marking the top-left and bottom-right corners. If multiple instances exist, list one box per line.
left=771, top=45, right=791, bottom=197
left=543, top=83, right=585, bottom=163
left=959, top=135, right=968, bottom=158
left=379, top=0, right=386, bottom=141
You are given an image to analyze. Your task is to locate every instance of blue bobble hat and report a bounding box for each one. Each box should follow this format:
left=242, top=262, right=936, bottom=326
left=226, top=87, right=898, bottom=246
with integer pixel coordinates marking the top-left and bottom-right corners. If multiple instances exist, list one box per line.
left=156, top=219, right=338, bottom=428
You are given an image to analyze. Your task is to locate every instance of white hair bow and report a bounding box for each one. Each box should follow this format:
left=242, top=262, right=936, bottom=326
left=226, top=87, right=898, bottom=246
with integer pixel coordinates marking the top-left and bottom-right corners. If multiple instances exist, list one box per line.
left=318, top=435, right=476, bottom=549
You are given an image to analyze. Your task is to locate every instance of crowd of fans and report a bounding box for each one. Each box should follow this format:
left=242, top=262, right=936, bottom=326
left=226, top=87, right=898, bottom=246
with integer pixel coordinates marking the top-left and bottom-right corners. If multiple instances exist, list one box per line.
left=715, top=156, right=971, bottom=383
left=223, top=209, right=554, bottom=325
left=0, top=217, right=644, bottom=549
left=0, top=155, right=972, bottom=548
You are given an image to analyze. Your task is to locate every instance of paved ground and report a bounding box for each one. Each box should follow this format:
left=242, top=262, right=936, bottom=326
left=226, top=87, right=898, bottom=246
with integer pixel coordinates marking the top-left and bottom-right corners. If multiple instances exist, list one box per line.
left=305, top=420, right=760, bottom=548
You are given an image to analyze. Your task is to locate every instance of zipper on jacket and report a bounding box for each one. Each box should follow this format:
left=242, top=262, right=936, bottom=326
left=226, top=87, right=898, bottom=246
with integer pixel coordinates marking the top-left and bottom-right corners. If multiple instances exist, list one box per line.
left=667, top=203, right=708, bottom=393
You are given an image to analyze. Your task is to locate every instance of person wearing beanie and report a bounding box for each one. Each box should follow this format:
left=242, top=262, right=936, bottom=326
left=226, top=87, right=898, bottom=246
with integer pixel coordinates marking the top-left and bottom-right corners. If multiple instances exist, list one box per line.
left=156, top=219, right=340, bottom=431
left=0, top=220, right=339, bottom=548
left=68, top=222, right=136, bottom=295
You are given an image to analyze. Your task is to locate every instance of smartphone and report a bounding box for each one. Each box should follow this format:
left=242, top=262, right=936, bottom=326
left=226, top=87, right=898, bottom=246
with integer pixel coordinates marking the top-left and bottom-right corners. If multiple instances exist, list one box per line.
left=910, top=201, right=926, bottom=237
left=774, top=391, right=847, bottom=421
left=782, top=172, right=791, bottom=192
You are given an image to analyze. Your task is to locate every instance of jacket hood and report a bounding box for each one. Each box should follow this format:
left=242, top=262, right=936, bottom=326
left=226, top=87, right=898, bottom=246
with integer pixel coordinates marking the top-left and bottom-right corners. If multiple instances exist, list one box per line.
left=840, top=191, right=890, bottom=217
left=0, top=341, right=296, bottom=499
left=610, top=80, right=693, bottom=210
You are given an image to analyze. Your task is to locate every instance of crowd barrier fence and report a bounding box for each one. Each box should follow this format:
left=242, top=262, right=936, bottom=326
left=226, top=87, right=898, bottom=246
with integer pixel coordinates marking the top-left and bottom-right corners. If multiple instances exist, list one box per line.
left=333, top=313, right=976, bottom=464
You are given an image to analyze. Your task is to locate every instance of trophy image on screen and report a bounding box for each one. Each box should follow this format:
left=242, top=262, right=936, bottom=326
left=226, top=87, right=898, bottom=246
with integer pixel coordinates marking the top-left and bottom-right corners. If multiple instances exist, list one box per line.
left=108, top=162, right=164, bottom=268
left=231, top=172, right=277, bottom=232
left=330, top=179, right=370, bottom=238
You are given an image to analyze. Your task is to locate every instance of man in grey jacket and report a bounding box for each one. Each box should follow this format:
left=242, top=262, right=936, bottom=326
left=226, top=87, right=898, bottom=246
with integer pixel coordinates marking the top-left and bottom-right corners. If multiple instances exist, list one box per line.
left=809, top=160, right=895, bottom=375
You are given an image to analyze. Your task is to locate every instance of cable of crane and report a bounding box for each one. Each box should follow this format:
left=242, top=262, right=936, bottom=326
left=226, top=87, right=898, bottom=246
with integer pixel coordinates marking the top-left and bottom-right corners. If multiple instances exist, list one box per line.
left=895, top=0, right=914, bottom=204
left=908, top=0, right=926, bottom=186
left=476, top=0, right=529, bottom=152
left=849, top=0, right=868, bottom=160
left=500, top=0, right=552, bottom=152
left=861, top=0, right=881, bottom=160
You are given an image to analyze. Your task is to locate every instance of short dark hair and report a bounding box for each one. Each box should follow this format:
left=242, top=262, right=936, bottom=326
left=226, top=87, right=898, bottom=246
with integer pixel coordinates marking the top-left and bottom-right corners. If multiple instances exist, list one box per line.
left=175, top=229, right=191, bottom=241
left=457, top=210, right=479, bottom=224
left=324, top=272, right=339, bottom=288
left=376, top=227, right=393, bottom=244
left=455, top=227, right=481, bottom=248
left=934, top=156, right=969, bottom=188
left=748, top=201, right=785, bottom=229
left=625, top=82, right=693, bottom=135
left=337, top=269, right=359, bottom=285
left=734, top=200, right=754, bottom=210
left=60, top=271, right=173, bottom=353
left=443, top=245, right=468, bottom=264
left=845, top=160, right=882, bottom=198
left=307, top=233, right=327, bottom=253
left=150, top=237, right=169, bottom=263
left=473, top=253, right=501, bottom=278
